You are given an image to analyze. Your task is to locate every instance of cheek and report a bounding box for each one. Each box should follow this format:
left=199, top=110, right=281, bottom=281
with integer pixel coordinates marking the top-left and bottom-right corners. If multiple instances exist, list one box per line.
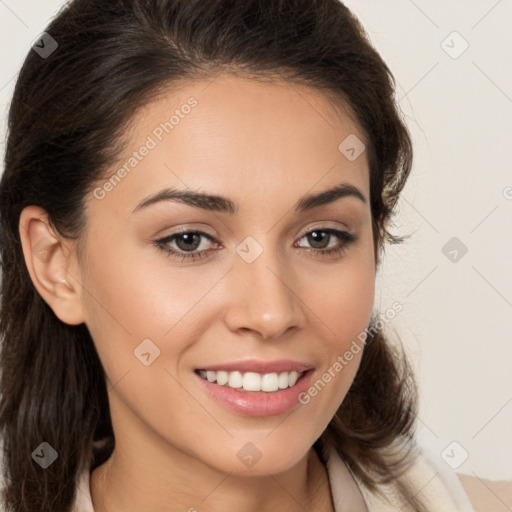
left=305, top=249, right=375, bottom=347
left=79, top=241, right=211, bottom=439
left=79, top=234, right=227, bottom=361
left=297, top=250, right=375, bottom=414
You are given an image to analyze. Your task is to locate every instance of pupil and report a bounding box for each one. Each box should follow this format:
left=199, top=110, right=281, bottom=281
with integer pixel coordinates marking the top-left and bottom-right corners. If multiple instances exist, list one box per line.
left=177, top=233, right=200, bottom=251
left=309, top=230, right=328, bottom=248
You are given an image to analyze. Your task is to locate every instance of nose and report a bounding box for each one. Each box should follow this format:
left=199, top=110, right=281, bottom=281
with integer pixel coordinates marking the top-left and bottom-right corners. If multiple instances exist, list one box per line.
left=221, top=241, right=306, bottom=340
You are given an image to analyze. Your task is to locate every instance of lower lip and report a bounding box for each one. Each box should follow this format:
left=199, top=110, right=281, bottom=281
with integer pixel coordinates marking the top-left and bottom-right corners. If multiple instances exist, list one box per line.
left=195, top=370, right=314, bottom=417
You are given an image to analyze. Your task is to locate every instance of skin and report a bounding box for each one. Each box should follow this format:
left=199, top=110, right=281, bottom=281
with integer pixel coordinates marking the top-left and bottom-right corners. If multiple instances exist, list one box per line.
left=19, top=74, right=376, bottom=511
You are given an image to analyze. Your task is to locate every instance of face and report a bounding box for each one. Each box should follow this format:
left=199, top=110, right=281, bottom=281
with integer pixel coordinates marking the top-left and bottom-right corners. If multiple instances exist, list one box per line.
left=77, top=74, right=376, bottom=476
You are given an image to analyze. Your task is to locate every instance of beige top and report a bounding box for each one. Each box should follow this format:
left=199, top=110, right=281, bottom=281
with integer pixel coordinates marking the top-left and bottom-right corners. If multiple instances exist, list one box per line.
left=72, top=442, right=475, bottom=512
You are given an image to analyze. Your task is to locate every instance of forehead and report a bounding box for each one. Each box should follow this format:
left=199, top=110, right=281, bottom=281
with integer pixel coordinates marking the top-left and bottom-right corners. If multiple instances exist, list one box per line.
left=89, top=73, right=370, bottom=216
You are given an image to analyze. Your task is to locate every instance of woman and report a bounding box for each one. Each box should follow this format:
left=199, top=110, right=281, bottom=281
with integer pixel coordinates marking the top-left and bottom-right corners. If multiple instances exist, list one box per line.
left=0, top=0, right=487, bottom=510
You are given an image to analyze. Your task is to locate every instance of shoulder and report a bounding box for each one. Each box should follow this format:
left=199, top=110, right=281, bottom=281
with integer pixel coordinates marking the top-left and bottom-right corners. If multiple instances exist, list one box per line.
left=457, top=473, right=512, bottom=512
left=393, top=446, right=475, bottom=511
left=325, top=439, right=476, bottom=511
left=370, top=444, right=476, bottom=512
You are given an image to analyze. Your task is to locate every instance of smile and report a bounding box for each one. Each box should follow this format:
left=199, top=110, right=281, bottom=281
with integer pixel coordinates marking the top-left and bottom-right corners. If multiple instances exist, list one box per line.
left=196, top=369, right=304, bottom=392
left=194, top=366, right=315, bottom=417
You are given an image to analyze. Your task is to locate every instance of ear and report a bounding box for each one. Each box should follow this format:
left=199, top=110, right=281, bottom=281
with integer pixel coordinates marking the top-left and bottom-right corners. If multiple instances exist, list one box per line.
left=19, top=205, right=86, bottom=325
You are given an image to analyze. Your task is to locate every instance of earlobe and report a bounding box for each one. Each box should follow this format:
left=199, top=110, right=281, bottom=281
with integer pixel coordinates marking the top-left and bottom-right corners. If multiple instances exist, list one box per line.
left=18, top=205, right=86, bottom=326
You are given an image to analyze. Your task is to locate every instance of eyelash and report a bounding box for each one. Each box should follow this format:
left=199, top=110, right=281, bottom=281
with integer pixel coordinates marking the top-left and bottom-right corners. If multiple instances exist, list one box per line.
left=155, top=227, right=357, bottom=262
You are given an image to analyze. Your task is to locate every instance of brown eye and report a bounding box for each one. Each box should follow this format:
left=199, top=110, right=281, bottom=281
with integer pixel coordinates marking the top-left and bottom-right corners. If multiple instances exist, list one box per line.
left=155, top=230, right=218, bottom=262
left=295, top=228, right=357, bottom=258
left=305, top=230, right=331, bottom=249
left=173, top=232, right=203, bottom=252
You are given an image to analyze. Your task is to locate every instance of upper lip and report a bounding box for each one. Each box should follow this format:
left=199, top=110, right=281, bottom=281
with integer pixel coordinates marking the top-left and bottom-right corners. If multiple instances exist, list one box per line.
left=196, top=359, right=314, bottom=374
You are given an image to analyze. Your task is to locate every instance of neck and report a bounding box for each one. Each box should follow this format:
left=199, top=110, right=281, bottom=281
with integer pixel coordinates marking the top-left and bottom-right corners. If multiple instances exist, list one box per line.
left=90, top=440, right=333, bottom=512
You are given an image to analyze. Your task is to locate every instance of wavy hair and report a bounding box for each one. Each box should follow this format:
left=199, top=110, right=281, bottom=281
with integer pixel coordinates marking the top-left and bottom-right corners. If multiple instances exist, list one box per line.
left=0, top=1, right=423, bottom=510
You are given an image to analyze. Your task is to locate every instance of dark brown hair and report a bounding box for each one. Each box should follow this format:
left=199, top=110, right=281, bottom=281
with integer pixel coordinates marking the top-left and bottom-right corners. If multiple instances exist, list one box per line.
left=0, top=0, right=423, bottom=510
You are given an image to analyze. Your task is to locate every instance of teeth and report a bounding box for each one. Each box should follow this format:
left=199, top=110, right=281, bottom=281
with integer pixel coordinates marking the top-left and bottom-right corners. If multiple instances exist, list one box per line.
left=228, top=371, right=243, bottom=389
left=288, top=371, right=299, bottom=387
left=243, top=372, right=261, bottom=391
left=216, top=370, right=228, bottom=386
left=197, top=369, right=303, bottom=392
left=260, top=372, right=279, bottom=392
left=278, top=372, right=289, bottom=389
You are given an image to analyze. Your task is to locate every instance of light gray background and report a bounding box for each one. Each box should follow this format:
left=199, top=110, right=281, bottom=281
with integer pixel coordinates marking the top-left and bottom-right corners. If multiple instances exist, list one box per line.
left=1, top=0, right=511, bottom=481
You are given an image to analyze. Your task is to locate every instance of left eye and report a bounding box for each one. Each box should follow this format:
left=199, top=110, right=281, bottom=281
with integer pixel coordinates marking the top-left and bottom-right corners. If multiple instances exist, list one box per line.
left=296, top=228, right=351, bottom=250
left=155, top=228, right=357, bottom=262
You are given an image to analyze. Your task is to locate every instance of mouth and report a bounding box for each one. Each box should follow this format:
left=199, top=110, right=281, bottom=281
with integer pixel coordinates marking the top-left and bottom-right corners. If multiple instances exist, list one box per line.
left=195, top=369, right=305, bottom=393
left=193, top=363, right=315, bottom=417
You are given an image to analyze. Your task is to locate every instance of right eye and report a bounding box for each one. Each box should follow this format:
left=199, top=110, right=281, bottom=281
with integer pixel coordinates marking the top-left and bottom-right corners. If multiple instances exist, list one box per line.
left=155, top=230, right=220, bottom=262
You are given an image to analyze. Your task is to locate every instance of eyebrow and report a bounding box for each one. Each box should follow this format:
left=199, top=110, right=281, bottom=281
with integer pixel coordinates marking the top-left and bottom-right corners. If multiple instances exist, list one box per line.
left=132, top=182, right=367, bottom=215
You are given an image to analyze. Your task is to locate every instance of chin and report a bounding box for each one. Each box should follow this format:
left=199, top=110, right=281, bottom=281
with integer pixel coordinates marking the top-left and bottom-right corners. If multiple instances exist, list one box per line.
left=203, top=437, right=313, bottom=477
